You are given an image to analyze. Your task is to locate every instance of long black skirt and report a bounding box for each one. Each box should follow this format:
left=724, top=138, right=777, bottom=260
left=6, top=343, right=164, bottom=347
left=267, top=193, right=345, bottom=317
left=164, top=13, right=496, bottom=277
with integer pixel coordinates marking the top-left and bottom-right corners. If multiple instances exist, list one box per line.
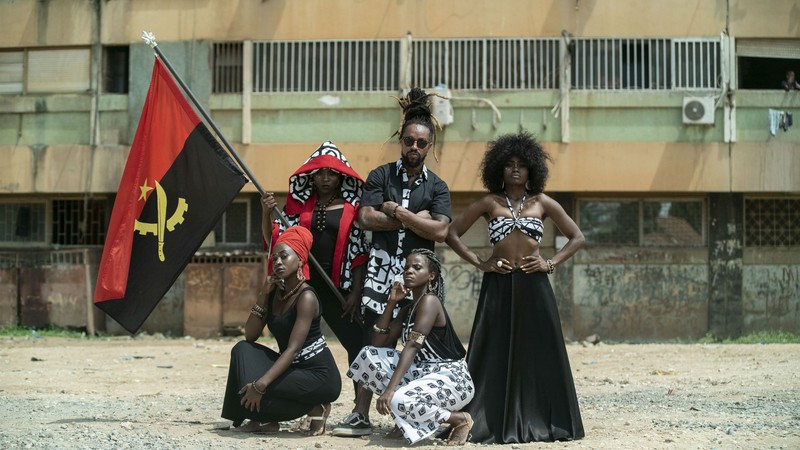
left=220, top=340, right=341, bottom=426
left=464, top=270, right=584, bottom=443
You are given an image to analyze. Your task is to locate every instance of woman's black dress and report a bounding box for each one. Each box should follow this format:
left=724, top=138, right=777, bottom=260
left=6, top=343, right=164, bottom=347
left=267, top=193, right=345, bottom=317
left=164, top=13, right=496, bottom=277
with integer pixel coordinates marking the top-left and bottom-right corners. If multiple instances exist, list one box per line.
left=464, top=270, right=584, bottom=443
left=221, top=287, right=341, bottom=425
left=308, top=208, right=364, bottom=366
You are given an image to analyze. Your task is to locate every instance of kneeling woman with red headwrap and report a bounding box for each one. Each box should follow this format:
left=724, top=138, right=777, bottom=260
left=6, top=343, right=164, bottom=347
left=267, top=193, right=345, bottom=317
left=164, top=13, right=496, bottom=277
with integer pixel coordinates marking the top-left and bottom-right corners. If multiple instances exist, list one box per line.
left=221, top=226, right=341, bottom=435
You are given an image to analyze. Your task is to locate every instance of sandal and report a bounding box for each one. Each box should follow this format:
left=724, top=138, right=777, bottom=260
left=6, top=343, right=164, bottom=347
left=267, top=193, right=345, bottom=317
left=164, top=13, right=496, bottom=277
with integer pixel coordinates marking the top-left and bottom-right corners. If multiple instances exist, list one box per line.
left=290, top=415, right=312, bottom=433
left=231, top=420, right=280, bottom=433
left=386, top=425, right=403, bottom=439
left=307, top=403, right=331, bottom=436
left=446, top=412, right=473, bottom=446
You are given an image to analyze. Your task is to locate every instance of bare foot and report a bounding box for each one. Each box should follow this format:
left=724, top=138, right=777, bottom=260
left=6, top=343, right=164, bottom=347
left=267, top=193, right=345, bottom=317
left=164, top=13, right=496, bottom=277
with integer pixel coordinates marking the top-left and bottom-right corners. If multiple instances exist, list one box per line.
left=290, top=416, right=312, bottom=433
left=307, top=403, right=330, bottom=436
left=446, top=412, right=473, bottom=446
left=386, top=425, right=403, bottom=439
left=231, top=420, right=280, bottom=433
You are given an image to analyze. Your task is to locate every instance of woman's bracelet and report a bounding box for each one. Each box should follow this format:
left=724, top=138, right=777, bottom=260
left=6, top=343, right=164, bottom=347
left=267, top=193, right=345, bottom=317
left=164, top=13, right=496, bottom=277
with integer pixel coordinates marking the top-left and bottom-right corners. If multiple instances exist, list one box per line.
left=250, top=304, right=265, bottom=319
left=251, top=381, right=266, bottom=395
left=546, top=259, right=556, bottom=274
left=372, top=324, right=390, bottom=335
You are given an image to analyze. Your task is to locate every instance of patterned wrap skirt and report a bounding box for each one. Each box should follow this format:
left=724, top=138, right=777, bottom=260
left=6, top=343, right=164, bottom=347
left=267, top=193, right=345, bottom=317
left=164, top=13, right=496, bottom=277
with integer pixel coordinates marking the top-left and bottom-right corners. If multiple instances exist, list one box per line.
left=347, top=345, right=474, bottom=445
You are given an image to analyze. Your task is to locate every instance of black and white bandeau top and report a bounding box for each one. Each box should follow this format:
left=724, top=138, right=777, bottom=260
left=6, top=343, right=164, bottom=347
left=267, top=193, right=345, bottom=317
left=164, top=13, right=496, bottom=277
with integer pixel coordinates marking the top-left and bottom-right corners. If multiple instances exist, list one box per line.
left=487, top=193, right=544, bottom=245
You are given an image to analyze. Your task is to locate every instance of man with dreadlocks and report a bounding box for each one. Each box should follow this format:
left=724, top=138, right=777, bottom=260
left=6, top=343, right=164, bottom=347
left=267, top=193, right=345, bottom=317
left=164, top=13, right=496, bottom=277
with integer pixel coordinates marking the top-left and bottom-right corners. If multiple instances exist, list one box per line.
left=332, top=88, right=453, bottom=437
left=346, top=248, right=474, bottom=446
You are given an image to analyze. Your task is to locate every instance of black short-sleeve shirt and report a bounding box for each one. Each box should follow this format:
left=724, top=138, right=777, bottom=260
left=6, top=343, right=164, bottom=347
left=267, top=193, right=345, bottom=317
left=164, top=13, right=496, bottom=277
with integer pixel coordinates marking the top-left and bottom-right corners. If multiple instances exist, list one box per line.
left=360, top=161, right=451, bottom=314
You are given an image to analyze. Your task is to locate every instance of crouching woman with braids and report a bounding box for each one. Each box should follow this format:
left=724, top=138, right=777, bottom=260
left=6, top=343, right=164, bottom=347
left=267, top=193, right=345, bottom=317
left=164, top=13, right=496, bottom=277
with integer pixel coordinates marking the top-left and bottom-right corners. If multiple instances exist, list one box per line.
left=346, top=249, right=474, bottom=446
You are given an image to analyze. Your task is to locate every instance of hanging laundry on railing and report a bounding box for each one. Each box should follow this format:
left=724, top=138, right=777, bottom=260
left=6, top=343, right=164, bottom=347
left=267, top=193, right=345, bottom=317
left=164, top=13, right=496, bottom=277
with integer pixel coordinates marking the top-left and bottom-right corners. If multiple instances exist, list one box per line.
left=769, top=109, right=794, bottom=136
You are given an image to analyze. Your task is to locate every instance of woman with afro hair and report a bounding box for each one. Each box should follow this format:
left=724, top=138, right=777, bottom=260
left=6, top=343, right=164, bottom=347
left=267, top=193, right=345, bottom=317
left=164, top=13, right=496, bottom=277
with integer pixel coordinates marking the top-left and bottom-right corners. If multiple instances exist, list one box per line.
left=445, top=131, right=585, bottom=443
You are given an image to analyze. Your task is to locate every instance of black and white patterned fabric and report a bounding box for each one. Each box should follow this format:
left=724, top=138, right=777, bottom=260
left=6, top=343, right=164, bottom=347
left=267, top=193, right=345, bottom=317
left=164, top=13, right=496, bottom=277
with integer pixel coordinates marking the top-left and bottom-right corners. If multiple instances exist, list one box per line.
left=287, top=141, right=362, bottom=207
left=292, top=335, right=327, bottom=363
left=347, top=345, right=474, bottom=445
left=487, top=194, right=544, bottom=245
left=361, top=161, right=428, bottom=316
left=273, top=141, right=368, bottom=291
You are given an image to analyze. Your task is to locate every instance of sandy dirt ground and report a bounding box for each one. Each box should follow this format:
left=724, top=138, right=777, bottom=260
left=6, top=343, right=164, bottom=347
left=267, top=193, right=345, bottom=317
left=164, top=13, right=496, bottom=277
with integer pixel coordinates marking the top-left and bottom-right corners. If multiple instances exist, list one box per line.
left=0, top=335, right=798, bottom=450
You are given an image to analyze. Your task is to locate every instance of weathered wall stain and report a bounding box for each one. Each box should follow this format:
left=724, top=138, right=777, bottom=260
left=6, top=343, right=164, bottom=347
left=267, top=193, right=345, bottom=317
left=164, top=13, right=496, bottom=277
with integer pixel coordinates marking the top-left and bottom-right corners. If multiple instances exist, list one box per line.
left=743, top=266, right=800, bottom=332
left=574, top=264, right=708, bottom=340
left=440, top=262, right=484, bottom=340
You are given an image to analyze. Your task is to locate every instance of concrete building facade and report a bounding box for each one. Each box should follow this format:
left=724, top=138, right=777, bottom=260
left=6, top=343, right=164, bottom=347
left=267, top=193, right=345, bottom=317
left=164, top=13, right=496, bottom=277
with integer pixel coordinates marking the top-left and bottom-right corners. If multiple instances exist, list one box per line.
left=0, top=0, right=798, bottom=339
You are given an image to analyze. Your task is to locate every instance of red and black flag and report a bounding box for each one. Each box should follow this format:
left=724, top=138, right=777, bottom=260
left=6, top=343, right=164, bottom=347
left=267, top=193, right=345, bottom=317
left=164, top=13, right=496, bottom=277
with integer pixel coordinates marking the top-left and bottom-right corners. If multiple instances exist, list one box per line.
left=94, top=58, right=247, bottom=333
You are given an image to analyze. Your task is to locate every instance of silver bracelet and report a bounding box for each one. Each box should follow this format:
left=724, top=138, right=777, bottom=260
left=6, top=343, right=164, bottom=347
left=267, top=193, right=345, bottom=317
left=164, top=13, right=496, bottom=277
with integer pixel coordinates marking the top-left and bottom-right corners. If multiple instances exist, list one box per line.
left=251, top=381, right=266, bottom=395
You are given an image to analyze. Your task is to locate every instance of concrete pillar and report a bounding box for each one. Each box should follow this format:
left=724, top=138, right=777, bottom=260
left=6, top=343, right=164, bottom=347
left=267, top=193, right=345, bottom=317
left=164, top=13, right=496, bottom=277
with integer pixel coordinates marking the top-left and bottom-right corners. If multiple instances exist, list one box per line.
left=552, top=192, right=577, bottom=340
left=708, top=193, right=743, bottom=338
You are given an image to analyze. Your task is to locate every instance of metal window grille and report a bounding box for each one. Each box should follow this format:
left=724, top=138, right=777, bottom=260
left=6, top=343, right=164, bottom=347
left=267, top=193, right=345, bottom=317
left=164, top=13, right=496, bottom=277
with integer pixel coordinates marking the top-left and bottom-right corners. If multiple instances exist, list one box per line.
left=253, top=40, right=400, bottom=92
left=745, top=198, right=800, bottom=247
left=0, top=202, right=46, bottom=243
left=212, top=42, right=243, bottom=94
left=578, top=200, right=639, bottom=245
left=0, top=249, right=100, bottom=269
left=214, top=199, right=251, bottom=245
left=642, top=201, right=705, bottom=246
left=579, top=198, right=705, bottom=246
left=672, top=38, right=721, bottom=90
left=52, top=199, right=108, bottom=246
left=412, top=38, right=559, bottom=90
left=572, top=38, right=672, bottom=90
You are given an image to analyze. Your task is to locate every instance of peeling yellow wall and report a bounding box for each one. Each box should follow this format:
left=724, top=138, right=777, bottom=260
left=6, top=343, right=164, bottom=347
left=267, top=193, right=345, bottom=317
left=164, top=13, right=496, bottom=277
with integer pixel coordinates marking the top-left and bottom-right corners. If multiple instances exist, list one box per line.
left=4, top=140, right=797, bottom=194
left=3, top=0, right=797, bottom=47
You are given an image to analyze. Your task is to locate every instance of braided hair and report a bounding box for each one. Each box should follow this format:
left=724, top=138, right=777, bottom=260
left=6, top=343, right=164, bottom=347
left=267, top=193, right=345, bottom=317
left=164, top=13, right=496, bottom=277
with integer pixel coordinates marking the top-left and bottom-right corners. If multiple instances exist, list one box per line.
left=409, top=248, right=445, bottom=303
left=391, top=88, right=444, bottom=161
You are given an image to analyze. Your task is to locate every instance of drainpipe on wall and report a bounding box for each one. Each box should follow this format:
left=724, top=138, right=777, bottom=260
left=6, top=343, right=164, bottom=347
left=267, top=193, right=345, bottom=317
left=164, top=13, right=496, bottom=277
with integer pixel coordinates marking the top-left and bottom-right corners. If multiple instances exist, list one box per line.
left=558, top=31, right=572, bottom=144
left=242, top=40, right=252, bottom=144
left=84, top=0, right=102, bottom=336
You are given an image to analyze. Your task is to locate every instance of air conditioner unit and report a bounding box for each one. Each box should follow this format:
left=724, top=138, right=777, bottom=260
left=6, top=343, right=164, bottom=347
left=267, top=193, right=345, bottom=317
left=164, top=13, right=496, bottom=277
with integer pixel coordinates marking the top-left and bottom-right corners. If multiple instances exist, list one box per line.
left=682, top=96, right=715, bottom=125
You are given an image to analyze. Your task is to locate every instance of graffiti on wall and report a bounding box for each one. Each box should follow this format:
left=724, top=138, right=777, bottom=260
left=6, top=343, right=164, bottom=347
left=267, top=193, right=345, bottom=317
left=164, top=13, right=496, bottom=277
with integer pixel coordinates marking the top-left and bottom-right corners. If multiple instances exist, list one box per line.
left=440, top=263, right=484, bottom=338
left=743, top=266, right=800, bottom=332
left=573, top=264, right=708, bottom=340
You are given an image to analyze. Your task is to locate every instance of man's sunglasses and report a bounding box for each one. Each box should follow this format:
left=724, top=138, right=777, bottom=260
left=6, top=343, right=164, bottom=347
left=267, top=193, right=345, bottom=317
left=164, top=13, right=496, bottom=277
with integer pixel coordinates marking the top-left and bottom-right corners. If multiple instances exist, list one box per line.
left=400, top=136, right=431, bottom=149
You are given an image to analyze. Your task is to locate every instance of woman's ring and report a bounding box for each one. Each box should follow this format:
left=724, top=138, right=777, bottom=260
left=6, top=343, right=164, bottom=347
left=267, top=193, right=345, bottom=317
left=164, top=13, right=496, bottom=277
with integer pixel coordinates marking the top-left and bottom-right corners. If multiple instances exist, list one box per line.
left=496, top=260, right=503, bottom=268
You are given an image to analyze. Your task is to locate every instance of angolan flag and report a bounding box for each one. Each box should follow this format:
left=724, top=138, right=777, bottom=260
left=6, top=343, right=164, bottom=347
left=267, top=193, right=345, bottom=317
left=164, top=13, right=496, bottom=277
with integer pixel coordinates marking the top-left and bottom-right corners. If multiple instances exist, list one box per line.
left=94, top=57, right=247, bottom=333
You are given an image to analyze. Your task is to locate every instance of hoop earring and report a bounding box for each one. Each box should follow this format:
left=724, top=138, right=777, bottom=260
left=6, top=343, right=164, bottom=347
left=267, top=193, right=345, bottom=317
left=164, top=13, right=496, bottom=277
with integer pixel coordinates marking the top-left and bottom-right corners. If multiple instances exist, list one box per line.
left=427, top=281, right=433, bottom=293
left=502, top=181, right=505, bottom=190
left=525, top=181, right=533, bottom=191
left=297, top=265, right=304, bottom=281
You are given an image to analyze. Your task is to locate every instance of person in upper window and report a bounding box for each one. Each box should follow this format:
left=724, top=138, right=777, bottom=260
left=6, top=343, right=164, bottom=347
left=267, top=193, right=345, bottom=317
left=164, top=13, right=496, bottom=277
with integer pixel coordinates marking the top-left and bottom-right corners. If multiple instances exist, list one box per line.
left=445, top=131, right=585, bottom=443
left=782, top=70, right=800, bottom=91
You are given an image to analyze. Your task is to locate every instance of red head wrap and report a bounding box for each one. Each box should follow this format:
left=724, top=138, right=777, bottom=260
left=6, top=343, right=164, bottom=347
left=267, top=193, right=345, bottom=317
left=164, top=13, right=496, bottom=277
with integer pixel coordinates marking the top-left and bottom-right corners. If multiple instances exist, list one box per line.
left=274, top=226, right=313, bottom=279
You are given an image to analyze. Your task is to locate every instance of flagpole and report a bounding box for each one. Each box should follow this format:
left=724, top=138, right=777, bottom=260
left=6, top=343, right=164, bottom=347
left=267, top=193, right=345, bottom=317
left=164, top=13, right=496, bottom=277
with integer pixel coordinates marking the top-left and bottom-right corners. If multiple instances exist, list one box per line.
left=141, top=32, right=352, bottom=312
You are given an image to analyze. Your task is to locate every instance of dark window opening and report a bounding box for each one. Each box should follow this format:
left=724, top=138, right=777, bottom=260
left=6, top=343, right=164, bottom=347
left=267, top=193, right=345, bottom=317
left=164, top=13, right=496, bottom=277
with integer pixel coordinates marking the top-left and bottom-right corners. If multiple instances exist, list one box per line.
left=52, top=199, right=108, bottom=246
left=738, top=56, right=800, bottom=90
left=103, top=46, right=129, bottom=93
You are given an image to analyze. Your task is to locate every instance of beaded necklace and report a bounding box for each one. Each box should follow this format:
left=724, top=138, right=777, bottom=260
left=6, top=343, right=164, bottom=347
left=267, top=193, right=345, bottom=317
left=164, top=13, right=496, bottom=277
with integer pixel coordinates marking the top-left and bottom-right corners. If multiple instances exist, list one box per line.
left=280, top=279, right=306, bottom=302
left=314, top=193, right=338, bottom=232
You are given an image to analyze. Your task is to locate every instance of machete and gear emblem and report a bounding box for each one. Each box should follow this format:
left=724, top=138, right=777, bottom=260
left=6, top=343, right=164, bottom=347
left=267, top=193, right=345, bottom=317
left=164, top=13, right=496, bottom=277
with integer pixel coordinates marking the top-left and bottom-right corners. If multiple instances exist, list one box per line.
left=134, top=180, right=188, bottom=262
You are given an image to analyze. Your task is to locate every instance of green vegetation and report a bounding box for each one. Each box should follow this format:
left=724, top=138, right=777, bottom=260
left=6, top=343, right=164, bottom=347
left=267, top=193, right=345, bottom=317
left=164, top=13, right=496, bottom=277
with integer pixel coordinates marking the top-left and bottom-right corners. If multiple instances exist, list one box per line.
left=697, top=330, right=800, bottom=344
left=0, top=325, right=90, bottom=338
